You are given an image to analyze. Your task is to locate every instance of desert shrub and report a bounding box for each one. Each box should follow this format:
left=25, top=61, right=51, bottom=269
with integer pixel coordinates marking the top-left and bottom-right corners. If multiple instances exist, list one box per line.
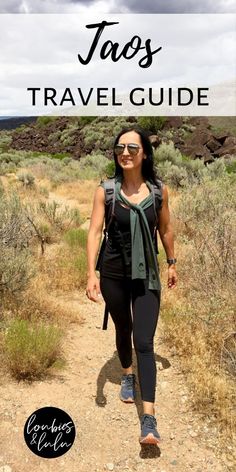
left=225, top=158, right=236, bottom=174
left=78, top=116, right=97, bottom=126
left=35, top=221, right=53, bottom=244
left=64, top=228, right=88, bottom=249
left=17, top=172, right=35, bottom=187
left=0, top=150, right=39, bottom=175
left=82, top=116, right=135, bottom=151
left=137, top=116, right=166, bottom=134
left=154, top=141, right=183, bottom=166
left=50, top=153, right=72, bottom=160
left=205, top=158, right=227, bottom=179
left=60, top=124, right=78, bottom=146
left=104, top=160, right=115, bottom=178
left=0, top=178, right=4, bottom=196
left=0, top=193, right=35, bottom=298
left=0, top=133, right=12, bottom=151
left=73, top=250, right=87, bottom=280
left=161, top=175, right=236, bottom=442
left=37, top=201, right=81, bottom=231
left=0, top=245, right=35, bottom=296
left=48, top=130, right=62, bottom=143
left=79, top=153, right=110, bottom=179
left=38, top=185, right=49, bottom=197
left=176, top=175, right=235, bottom=299
left=84, top=130, right=106, bottom=148
left=157, top=161, right=189, bottom=187
left=40, top=245, right=88, bottom=291
left=36, top=116, right=58, bottom=127
left=154, top=142, right=228, bottom=187
left=4, top=318, right=64, bottom=380
left=0, top=161, right=17, bottom=175
left=0, top=193, right=34, bottom=249
left=19, top=157, right=78, bottom=184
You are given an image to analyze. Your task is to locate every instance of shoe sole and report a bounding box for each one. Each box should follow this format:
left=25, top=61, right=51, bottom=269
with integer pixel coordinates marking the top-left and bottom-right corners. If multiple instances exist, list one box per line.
left=119, top=395, right=135, bottom=403
left=139, top=433, right=161, bottom=445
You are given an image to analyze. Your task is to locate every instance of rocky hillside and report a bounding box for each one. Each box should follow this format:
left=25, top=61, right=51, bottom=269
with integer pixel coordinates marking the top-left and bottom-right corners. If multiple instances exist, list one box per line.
left=3, top=116, right=236, bottom=163
left=151, top=117, right=236, bottom=163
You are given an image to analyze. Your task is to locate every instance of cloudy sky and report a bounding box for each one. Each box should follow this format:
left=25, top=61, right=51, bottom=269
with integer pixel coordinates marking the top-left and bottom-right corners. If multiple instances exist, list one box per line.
left=0, top=12, right=235, bottom=116
left=0, top=0, right=236, bottom=14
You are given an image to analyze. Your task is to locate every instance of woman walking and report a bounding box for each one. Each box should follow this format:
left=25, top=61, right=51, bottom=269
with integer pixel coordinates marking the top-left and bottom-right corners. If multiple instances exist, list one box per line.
left=86, top=126, right=177, bottom=445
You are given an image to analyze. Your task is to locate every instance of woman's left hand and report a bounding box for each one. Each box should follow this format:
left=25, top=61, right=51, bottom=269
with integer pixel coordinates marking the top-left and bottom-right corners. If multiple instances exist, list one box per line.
left=167, top=266, right=177, bottom=289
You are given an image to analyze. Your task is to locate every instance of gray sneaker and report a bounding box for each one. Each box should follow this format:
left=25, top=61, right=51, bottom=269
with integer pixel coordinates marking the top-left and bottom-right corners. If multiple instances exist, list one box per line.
left=139, top=414, right=161, bottom=445
left=119, top=374, right=136, bottom=403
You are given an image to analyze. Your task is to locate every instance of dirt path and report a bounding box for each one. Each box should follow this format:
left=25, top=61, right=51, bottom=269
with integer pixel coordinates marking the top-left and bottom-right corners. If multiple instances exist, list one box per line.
left=0, top=291, right=228, bottom=472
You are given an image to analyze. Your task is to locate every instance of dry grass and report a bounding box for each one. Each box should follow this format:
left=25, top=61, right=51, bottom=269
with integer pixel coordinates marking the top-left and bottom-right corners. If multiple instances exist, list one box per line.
left=38, top=242, right=87, bottom=293
left=53, top=180, right=98, bottom=219
left=4, top=317, right=65, bottom=380
left=161, top=298, right=236, bottom=444
left=23, top=276, right=81, bottom=325
left=54, top=180, right=98, bottom=203
left=160, top=178, right=236, bottom=450
left=1, top=274, right=82, bottom=327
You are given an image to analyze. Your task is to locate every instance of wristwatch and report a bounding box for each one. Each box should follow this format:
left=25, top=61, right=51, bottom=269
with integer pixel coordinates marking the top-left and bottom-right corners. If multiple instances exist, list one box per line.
left=167, top=258, right=177, bottom=265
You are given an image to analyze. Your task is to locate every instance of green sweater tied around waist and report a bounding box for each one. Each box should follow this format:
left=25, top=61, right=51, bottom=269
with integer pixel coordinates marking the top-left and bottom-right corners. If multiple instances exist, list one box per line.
left=115, top=179, right=161, bottom=292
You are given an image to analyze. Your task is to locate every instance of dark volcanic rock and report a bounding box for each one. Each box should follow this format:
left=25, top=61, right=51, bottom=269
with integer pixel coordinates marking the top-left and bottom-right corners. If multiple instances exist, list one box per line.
left=149, top=135, right=161, bottom=148
left=187, top=129, right=213, bottom=146
left=180, top=144, right=213, bottom=162
left=163, top=117, right=183, bottom=129
left=211, top=132, right=228, bottom=144
left=206, top=138, right=222, bottom=153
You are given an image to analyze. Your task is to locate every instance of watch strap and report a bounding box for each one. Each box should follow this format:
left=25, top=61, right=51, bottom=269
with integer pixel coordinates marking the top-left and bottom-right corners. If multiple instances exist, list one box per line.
left=167, top=258, right=177, bottom=265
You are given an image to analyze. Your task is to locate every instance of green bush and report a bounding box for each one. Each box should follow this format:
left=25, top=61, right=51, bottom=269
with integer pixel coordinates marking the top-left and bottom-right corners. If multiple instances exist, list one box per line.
left=4, top=319, right=64, bottom=380
left=104, top=161, right=115, bottom=178
left=78, top=116, right=97, bottom=126
left=64, top=228, right=88, bottom=249
left=137, top=116, right=166, bottom=134
left=0, top=133, right=12, bottom=151
left=73, top=250, right=88, bottom=286
left=36, top=116, right=58, bottom=127
left=51, top=153, right=72, bottom=160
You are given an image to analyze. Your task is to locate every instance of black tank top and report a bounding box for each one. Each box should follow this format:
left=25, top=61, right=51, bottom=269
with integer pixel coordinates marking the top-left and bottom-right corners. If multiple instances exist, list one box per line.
left=100, top=200, right=157, bottom=279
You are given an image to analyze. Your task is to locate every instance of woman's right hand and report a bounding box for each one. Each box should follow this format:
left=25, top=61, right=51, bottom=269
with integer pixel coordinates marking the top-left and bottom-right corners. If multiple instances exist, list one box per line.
left=86, top=274, right=101, bottom=302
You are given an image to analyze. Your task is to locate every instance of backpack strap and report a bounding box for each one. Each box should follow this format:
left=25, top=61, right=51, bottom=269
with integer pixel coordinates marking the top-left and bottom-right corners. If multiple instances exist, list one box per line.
left=102, top=178, right=116, bottom=237
left=97, top=178, right=116, bottom=331
left=151, top=179, right=163, bottom=254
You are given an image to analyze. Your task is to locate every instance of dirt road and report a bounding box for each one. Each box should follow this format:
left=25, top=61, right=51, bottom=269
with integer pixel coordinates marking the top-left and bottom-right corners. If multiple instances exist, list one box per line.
left=0, top=290, right=228, bottom=472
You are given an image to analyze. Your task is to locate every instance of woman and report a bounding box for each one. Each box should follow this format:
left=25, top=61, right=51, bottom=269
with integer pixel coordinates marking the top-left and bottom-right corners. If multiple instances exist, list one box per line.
left=86, top=126, right=177, bottom=445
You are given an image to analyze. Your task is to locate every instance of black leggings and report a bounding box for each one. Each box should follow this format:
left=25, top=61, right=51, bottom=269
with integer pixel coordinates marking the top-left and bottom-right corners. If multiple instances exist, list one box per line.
left=100, top=276, right=160, bottom=403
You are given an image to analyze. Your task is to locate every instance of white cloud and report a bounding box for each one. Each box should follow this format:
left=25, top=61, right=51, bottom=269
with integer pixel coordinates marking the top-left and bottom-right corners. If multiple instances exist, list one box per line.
left=0, top=0, right=236, bottom=13
left=0, top=13, right=235, bottom=115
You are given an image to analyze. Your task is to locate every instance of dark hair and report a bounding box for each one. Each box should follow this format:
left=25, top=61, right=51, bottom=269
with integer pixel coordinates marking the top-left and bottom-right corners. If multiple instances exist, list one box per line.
left=113, top=125, right=159, bottom=184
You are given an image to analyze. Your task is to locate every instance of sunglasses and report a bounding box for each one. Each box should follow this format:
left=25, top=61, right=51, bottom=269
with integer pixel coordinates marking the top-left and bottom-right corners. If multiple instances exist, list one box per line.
left=114, top=143, right=142, bottom=156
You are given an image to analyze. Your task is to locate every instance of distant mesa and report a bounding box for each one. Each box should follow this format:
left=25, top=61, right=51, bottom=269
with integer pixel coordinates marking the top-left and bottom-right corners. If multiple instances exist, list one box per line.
left=0, top=117, right=37, bottom=130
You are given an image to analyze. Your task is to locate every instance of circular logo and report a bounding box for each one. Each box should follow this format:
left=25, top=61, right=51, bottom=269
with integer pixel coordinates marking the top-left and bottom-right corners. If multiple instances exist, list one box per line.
left=24, top=407, right=76, bottom=458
